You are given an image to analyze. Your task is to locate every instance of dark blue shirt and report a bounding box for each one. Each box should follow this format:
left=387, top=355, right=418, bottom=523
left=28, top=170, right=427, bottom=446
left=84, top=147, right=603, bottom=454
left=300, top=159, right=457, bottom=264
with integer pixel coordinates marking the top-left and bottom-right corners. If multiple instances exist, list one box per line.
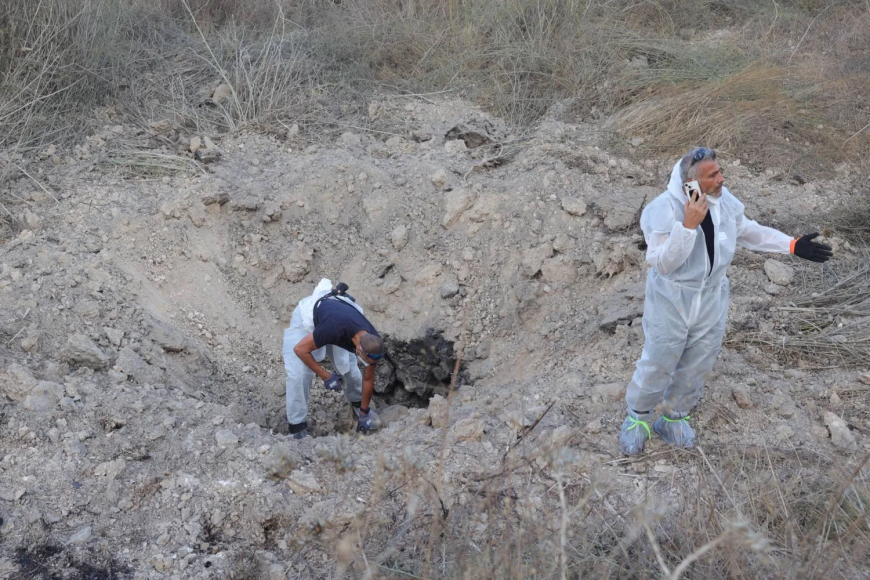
left=701, top=211, right=715, bottom=275
left=313, top=298, right=379, bottom=353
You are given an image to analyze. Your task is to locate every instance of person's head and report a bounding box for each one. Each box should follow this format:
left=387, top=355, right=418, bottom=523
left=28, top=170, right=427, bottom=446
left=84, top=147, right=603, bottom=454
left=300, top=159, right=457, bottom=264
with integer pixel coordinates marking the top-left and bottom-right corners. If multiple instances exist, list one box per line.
left=679, top=147, right=725, bottom=197
left=357, top=332, right=385, bottom=366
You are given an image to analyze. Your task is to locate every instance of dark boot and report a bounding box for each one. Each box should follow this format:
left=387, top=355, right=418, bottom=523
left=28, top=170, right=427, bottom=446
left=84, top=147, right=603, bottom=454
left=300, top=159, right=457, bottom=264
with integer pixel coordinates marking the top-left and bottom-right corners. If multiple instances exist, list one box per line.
left=288, top=421, right=308, bottom=440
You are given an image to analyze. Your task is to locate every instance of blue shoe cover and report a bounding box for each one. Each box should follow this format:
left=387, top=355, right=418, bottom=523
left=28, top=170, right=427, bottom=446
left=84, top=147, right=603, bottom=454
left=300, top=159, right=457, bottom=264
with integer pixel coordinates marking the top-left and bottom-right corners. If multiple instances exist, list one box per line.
left=618, top=411, right=652, bottom=455
left=653, top=414, right=696, bottom=448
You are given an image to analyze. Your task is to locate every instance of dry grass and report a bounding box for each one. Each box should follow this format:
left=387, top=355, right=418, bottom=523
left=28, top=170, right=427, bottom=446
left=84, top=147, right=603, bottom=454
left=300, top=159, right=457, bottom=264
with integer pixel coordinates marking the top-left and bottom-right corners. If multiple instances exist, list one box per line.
left=2, top=0, right=870, bottom=169
left=280, top=412, right=870, bottom=579
left=740, top=253, right=870, bottom=368
left=614, top=64, right=825, bottom=166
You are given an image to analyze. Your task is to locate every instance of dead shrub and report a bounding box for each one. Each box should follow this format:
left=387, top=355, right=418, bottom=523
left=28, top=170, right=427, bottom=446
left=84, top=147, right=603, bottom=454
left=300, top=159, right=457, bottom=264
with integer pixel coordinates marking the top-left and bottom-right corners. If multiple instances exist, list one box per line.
left=2, top=0, right=870, bottom=174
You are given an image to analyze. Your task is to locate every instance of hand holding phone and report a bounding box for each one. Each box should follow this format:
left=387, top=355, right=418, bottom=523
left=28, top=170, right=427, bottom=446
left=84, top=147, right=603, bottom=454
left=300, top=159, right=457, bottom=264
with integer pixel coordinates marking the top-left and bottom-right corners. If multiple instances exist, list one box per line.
left=682, top=180, right=708, bottom=229
left=683, top=179, right=701, bottom=201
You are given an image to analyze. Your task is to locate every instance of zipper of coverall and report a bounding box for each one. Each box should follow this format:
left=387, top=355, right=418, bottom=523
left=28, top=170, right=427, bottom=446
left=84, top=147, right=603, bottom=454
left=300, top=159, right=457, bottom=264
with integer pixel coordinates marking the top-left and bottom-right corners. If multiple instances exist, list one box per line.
left=688, top=203, right=721, bottom=327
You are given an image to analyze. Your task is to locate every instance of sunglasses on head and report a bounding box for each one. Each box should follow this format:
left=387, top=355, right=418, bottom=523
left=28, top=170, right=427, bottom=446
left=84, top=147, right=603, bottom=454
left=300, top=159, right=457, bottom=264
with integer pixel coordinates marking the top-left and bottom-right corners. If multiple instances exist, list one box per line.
left=690, top=147, right=709, bottom=165
left=361, top=348, right=384, bottom=361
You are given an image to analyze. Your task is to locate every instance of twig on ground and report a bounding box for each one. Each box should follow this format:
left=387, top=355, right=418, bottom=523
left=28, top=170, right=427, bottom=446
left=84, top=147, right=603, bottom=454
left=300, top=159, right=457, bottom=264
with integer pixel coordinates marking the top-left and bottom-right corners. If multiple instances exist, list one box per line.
left=10, top=162, right=58, bottom=203
left=503, top=399, right=556, bottom=461
left=644, top=521, right=671, bottom=577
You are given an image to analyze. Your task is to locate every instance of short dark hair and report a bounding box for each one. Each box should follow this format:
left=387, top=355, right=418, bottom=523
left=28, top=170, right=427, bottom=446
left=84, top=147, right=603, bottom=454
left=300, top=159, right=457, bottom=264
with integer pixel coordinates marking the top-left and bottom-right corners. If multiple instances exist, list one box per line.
left=360, top=333, right=384, bottom=356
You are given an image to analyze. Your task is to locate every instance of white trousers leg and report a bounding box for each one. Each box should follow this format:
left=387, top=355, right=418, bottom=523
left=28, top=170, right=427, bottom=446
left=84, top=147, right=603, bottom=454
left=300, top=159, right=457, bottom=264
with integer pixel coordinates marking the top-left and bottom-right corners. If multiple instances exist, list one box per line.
left=327, top=345, right=363, bottom=404
left=626, top=275, right=729, bottom=415
left=283, top=320, right=313, bottom=425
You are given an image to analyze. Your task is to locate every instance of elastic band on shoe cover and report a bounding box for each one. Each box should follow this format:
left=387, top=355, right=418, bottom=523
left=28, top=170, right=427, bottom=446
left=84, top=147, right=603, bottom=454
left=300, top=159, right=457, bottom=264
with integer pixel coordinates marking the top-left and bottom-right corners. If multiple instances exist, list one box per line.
left=628, top=417, right=652, bottom=439
left=662, top=415, right=691, bottom=423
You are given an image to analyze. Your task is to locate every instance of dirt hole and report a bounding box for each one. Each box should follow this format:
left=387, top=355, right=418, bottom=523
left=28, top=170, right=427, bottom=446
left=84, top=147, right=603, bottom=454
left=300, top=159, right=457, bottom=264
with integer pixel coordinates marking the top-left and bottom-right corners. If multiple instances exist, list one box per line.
left=378, top=328, right=468, bottom=408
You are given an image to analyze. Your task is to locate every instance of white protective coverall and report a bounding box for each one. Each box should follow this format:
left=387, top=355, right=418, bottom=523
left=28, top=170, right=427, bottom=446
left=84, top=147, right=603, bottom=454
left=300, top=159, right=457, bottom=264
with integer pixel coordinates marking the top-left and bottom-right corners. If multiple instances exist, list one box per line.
left=282, top=279, right=363, bottom=425
left=626, top=161, right=793, bottom=415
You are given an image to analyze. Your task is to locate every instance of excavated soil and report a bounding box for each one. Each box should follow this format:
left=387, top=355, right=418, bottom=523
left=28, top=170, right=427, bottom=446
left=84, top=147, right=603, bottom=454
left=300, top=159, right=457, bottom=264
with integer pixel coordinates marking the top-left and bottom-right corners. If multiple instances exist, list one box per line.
left=0, top=97, right=867, bottom=578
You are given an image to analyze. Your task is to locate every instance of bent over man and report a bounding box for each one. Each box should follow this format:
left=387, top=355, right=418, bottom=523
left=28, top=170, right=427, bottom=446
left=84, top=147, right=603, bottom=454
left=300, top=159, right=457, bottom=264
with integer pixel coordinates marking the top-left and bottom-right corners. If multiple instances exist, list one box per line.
left=619, top=147, right=832, bottom=455
left=282, top=279, right=385, bottom=439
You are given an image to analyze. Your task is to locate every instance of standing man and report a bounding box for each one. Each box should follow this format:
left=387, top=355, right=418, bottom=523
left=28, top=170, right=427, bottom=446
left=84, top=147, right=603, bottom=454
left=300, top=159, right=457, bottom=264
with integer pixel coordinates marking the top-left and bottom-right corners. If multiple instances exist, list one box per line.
left=619, top=147, right=832, bottom=455
left=283, top=279, right=385, bottom=439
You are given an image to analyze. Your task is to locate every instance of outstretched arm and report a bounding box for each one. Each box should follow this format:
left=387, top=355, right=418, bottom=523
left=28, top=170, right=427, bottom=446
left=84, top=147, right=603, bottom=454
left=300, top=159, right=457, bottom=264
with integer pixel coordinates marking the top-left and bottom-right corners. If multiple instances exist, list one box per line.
left=735, top=212, right=793, bottom=253
left=736, top=212, right=833, bottom=262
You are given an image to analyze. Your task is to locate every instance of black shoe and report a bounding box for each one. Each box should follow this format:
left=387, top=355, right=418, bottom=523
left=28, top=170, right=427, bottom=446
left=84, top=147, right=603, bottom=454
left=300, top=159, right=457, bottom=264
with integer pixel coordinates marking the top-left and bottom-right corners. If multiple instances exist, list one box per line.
left=288, top=421, right=308, bottom=439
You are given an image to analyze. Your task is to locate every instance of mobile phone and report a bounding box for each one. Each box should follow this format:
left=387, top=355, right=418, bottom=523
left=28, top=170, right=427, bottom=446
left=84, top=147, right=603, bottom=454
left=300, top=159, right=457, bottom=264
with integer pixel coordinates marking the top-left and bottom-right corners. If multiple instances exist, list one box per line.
left=683, top=180, right=700, bottom=200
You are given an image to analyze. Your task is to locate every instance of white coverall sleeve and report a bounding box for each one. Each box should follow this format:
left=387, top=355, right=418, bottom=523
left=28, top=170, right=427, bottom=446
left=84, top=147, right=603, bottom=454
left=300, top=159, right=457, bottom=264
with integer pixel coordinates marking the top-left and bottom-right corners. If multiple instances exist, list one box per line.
left=735, top=212, right=793, bottom=254
left=645, top=222, right=698, bottom=275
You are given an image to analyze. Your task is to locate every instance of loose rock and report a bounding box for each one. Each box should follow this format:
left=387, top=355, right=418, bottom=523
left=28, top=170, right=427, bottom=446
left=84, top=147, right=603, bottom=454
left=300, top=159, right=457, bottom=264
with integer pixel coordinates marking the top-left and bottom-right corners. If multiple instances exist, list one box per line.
left=732, top=385, right=756, bottom=409
left=22, top=381, right=63, bottom=411
left=823, top=412, right=857, bottom=452
left=560, top=197, right=587, bottom=217
left=1, top=363, right=38, bottom=402
left=104, top=327, right=124, bottom=347
left=442, top=188, right=473, bottom=229
left=585, top=418, right=602, bottom=434
left=444, top=140, right=468, bottom=154
left=430, top=168, right=449, bottom=189
left=286, top=470, right=323, bottom=496
left=541, top=255, right=577, bottom=284
left=811, top=424, right=829, bottom=439
left=764, top=260, right=794, bottom=286
left=340, top=132, right=361, bottom=146
left=215, top=428, right=238, bottom=448
left=382, top=271, right=402, bottom=294
left=265, top=444, right=300, bottom=481
left=429, top=394, right=450, bottom=428
left=211, top=83, right=233, bottom=105
left=189, top=202, right=207, bottom=228
left=115, top=347, right=162, bottom=384
left=592, top=383, right=625, bottom=403
left=775, top=424, right=795, bottom=440
left=391, top=224, right=409, bottom=250
left=195, top=148, right=222, bottom=164
left=150, top=321, right=187, bottom=353
left=94, top=458, right=127, bottom=480
left=440, top=282, right=460, bottom=299
left=521, top=242, right=554, bottom=278
left=64, top=334, right=110, bottom=369
left=552, top=233, right=576, bottom=253
left=450, top=417, right=485, bottom=441
left=67, top=526, right=92, bottom=545
left=282, top=243, right=314, bottom=282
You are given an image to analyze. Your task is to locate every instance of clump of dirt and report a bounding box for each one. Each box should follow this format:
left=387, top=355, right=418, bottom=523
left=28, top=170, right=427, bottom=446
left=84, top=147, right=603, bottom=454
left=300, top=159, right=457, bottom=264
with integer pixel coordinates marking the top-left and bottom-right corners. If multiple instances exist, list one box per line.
left=379, top=328, right=469, bottom=406
left=14, top=543, right=129, bottom=580
left=0, top=96, right=866, bottom=578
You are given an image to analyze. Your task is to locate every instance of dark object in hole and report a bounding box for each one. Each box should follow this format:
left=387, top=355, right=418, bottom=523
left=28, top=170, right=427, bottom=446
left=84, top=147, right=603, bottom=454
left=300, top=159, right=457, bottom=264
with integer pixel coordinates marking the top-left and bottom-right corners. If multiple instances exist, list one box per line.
left=379, top=328, right=468, bottom=405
